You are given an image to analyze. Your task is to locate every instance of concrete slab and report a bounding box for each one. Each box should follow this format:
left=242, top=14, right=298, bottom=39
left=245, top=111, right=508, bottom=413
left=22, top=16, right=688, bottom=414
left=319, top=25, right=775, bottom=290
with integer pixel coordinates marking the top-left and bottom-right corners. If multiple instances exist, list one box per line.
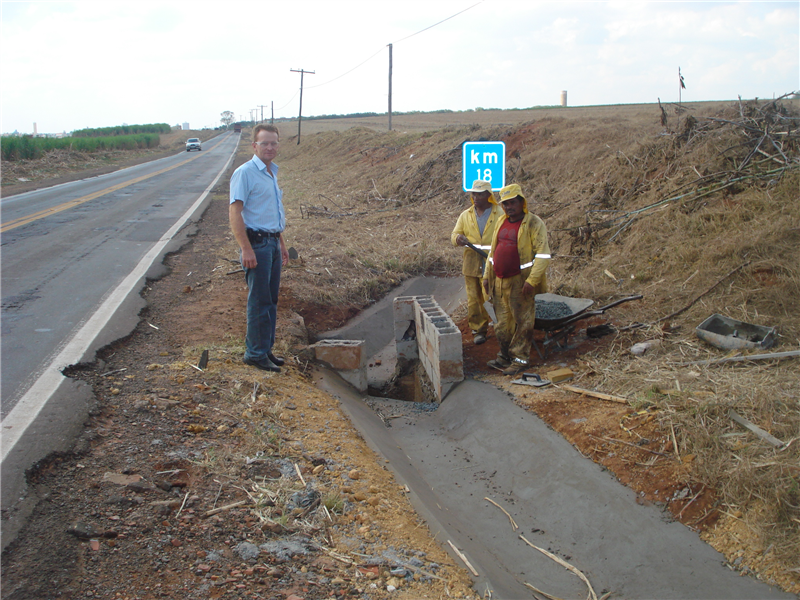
left=320, top=371, right=792, bottom=599
left=391, top=380, right=792, bottom=599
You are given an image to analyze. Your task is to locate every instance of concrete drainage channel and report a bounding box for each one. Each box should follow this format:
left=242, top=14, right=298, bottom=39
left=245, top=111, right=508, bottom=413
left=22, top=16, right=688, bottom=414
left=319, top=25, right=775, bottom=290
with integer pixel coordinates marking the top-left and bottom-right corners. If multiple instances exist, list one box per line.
left=311, top=276, right=792, bottom=600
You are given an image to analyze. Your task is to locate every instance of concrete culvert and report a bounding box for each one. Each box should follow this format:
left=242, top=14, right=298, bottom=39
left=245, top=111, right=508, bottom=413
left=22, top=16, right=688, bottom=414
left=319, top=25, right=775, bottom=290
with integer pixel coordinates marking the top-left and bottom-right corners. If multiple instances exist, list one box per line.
left=314, top=275, right=793, bottom=600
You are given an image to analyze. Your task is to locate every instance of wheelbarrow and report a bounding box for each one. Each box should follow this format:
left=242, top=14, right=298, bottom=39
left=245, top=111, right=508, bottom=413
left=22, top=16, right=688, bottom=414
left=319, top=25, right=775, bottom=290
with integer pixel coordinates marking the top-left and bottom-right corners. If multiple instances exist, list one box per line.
left=531, top=293, right=643, bottom=359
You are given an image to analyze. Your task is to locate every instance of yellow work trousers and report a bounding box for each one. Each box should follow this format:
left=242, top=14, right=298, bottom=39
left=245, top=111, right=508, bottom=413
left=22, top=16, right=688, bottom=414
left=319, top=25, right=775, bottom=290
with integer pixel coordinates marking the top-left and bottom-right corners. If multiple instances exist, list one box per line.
left=465, top=275, right=490, bottom=334
left=492, top=274, right=536, bottom=363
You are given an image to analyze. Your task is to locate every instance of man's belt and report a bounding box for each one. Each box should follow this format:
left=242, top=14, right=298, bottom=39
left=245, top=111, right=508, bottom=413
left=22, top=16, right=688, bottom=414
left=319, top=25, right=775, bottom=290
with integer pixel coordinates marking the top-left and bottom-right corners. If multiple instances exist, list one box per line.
left=246, top=229, right=281, bottom=243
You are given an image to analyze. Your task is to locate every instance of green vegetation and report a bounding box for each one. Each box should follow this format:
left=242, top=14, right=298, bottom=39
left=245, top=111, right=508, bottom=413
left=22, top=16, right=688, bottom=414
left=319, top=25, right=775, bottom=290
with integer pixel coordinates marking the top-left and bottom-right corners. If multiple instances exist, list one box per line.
left=322, top=492, right=345, bottom=514
left=71, top=123, right=171, bottom=138
left=1, top=132, right=161, bottom=161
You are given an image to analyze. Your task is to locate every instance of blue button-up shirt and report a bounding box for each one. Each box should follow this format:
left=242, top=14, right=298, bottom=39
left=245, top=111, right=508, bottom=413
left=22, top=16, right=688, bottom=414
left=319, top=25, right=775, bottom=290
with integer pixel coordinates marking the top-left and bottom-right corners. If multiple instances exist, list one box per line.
left=229, top=155, right=285, bottom=232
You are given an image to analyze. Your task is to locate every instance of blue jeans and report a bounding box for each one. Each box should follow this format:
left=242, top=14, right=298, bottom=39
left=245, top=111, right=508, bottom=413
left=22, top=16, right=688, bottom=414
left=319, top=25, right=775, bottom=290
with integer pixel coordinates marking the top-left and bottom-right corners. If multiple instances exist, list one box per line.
left=243, top=237, right=281, bottom=362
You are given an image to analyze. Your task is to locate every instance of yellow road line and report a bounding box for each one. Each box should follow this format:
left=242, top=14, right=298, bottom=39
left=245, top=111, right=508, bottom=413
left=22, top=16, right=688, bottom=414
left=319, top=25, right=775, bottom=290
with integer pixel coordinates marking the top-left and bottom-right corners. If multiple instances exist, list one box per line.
left=1, top=155, right=199, bottom=233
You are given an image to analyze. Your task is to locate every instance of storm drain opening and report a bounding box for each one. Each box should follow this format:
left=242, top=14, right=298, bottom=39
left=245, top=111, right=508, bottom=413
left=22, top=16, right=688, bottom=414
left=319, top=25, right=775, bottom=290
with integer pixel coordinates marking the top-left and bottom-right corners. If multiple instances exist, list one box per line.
left=374, top=357, right=438, bottom=404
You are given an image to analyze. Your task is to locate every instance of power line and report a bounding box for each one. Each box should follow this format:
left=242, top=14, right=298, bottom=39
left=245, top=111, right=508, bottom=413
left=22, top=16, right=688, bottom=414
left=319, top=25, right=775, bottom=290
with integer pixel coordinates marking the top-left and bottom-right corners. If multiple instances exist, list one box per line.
left=261, top=2, right=483, bottom=120
left=305, top=1, right=483, bottom=91
left=306, top=47, right=385, bottom=89
left=391, top=0, right=483, bottom=45
left=275, top=90, right=300, bottom=112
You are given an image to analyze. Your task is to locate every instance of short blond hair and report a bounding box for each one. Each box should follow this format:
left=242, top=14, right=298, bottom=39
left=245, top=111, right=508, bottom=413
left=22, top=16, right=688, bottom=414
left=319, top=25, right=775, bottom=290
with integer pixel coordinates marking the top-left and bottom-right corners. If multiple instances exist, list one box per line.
left=252, top=124, right=280, bottom=142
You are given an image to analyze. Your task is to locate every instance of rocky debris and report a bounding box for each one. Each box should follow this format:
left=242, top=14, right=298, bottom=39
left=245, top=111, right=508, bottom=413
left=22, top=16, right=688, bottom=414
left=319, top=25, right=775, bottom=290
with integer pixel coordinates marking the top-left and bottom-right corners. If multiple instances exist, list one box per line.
left=67, top=521, right=99, bottom=540
left=234, top=541, right=261, bottom=562
left=535, top=300, right=574, bottom=321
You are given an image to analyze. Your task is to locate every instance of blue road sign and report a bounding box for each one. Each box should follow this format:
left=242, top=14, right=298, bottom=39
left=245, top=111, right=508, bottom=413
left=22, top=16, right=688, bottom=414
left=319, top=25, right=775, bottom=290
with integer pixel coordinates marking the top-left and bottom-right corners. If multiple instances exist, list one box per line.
left=462, top=141, right=506, bottom=191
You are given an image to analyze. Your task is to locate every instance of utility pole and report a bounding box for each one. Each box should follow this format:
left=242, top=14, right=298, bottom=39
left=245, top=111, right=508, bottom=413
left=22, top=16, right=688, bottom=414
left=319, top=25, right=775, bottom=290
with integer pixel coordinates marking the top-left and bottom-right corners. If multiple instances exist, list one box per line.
left=271, top=101, right=274, bottom=124
left=388, top=44, right=393, bottom=131
left=257, top=105, right=268, bottom=123
left=290, top=68, right=315, bottom=144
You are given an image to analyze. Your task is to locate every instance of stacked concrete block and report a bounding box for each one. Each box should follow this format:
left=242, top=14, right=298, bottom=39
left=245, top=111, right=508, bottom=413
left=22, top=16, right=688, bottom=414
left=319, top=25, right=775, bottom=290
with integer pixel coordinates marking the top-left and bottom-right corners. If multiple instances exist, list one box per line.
left=313, top=339, right=367, bottom=392
left=393, top=295, right=463, bottom=401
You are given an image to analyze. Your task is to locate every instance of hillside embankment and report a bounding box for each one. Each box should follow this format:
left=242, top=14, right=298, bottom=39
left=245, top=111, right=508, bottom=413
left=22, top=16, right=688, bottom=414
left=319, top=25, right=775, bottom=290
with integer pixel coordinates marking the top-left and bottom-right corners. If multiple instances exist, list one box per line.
left=1, top=100, right=798, bottom=598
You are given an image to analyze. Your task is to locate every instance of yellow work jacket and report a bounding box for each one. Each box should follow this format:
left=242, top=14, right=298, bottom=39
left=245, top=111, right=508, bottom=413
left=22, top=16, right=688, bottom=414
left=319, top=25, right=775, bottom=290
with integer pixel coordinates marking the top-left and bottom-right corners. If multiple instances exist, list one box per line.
left=483, top=212, right=551, bottom=295
left=450, top=204, right=503, bottom=278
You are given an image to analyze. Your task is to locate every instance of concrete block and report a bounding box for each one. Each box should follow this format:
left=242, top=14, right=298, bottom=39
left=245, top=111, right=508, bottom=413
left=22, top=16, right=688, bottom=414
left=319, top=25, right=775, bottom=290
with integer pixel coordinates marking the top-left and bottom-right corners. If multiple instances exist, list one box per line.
left=438, top=331, right=463, bottom=360
left=393, top=297, right=417, bottom=340
left=392, top=294, right=464, bottom=402
left=439, top=359, right=464, bottom=382
left=313, top=339, right=367, bottom=393
left=314, top=339, right=365, bottom=371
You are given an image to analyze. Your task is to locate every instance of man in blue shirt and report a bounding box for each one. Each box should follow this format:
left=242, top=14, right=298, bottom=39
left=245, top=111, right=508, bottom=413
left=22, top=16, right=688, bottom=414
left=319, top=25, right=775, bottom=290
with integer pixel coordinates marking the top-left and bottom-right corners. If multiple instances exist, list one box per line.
left=229, top=124, right=289, bottom=372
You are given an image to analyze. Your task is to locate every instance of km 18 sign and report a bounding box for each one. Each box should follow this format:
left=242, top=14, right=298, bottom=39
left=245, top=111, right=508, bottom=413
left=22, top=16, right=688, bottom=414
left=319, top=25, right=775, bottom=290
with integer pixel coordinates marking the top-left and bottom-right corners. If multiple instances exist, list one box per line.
left=462, top=141, right=506, bottom=191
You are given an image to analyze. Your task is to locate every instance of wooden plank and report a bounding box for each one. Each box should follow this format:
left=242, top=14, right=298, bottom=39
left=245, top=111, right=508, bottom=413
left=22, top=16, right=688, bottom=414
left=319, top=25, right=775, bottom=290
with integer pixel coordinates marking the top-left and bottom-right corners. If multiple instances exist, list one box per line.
left=729, top=410, right=785, bottom=448
left=559, top=384, right=630, bottom=404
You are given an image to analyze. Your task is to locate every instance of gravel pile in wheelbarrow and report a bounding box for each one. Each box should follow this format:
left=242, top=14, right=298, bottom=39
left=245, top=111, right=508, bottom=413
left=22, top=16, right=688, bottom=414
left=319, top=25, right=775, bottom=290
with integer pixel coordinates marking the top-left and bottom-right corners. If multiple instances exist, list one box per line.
left=535, top=300, right=574, bottom=321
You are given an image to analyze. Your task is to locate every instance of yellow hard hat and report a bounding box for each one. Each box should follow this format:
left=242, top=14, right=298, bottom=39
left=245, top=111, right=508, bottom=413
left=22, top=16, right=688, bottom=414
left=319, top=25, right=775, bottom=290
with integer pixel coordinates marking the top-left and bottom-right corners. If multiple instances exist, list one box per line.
left=498, top=183, right=528, bottom=213
left=468, top=180, right=497, bottom=204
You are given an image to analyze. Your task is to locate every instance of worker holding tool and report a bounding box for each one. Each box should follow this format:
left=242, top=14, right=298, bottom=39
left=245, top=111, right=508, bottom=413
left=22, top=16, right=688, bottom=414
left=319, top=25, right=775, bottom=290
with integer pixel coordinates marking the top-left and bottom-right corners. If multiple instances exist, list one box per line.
left=451, top=180, right=503, bottom=345
left=483, top=183, right=551, bottom=375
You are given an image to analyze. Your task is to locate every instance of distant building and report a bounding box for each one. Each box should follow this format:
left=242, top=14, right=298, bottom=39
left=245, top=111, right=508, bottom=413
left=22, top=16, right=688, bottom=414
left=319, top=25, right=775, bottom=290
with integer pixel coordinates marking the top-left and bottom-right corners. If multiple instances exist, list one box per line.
left=182, top=122, right=190, bottom=130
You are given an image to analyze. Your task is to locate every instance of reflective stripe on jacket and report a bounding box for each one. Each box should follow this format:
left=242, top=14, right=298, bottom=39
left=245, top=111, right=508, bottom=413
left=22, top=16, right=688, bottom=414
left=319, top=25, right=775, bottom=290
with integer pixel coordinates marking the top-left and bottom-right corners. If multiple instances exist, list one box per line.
left=483, top=212, right=551, bottom=295
left=451, top=204, right=503, bottom=277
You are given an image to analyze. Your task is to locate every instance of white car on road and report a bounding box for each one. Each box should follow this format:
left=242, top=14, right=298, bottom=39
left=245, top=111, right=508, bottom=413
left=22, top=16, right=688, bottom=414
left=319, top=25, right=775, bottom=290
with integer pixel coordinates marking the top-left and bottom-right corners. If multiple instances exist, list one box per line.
left=186, top=138, right=202, bottom=152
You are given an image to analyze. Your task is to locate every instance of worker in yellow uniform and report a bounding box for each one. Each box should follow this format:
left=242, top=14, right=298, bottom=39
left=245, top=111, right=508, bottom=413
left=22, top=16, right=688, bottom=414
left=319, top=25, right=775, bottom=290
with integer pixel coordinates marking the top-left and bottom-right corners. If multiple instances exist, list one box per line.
left=483, top=183, right=551, bottom=375
left=451, top=180, right=503, bottom=345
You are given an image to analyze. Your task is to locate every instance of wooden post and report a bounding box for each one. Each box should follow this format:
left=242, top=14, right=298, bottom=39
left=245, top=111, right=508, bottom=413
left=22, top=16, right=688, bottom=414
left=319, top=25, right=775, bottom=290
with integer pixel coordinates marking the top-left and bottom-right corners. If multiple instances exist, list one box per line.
left=290, top=68, right=315, bottom=145
left=388, top=44, right=393, bottom=131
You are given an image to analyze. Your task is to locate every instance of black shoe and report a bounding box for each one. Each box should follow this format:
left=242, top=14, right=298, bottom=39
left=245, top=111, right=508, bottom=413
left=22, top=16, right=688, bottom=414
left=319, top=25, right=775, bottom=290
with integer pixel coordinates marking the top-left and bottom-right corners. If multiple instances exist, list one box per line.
left=243, top=357, right=281, bottom=372
left=267, top=352, right=285, bottom=367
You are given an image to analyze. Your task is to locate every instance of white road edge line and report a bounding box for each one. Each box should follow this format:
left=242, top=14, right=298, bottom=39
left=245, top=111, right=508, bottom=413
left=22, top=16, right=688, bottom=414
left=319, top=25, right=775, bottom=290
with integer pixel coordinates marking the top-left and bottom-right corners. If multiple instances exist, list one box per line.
left=1, top=140, right=238, bottom=462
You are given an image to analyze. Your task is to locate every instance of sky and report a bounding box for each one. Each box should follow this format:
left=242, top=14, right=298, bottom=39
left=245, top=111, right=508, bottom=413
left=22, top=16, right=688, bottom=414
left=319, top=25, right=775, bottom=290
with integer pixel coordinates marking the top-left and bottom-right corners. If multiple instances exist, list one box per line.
left=1, top=0, right=797, bottom=135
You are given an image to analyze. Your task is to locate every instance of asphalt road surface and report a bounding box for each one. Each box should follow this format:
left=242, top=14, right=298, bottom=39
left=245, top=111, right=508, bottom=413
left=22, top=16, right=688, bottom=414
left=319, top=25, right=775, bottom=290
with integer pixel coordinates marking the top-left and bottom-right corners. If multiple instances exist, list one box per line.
left=1, top=132, right=239, bottom=539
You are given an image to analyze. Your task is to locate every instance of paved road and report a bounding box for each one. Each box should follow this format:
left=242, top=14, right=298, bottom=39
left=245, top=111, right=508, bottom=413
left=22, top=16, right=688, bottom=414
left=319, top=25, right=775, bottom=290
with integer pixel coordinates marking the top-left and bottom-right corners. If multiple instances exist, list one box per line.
left=1, top=132, right=239, bottom=540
